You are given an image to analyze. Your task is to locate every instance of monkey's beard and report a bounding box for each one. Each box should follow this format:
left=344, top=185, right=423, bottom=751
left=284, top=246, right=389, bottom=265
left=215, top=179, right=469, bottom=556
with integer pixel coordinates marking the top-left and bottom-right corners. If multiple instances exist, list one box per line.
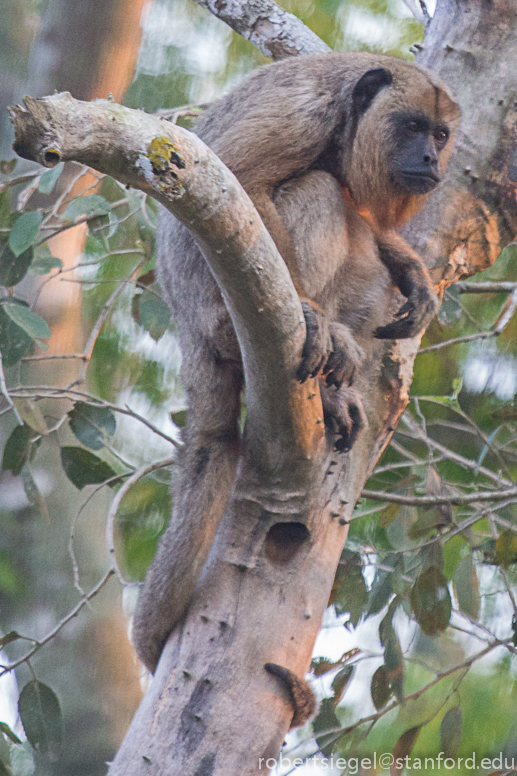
left=393, top=170, right=440, bottom=196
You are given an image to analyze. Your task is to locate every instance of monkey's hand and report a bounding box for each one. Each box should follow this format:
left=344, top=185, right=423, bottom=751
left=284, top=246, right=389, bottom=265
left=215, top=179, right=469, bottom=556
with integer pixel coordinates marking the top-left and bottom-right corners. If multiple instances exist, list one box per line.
left=373, top=240, right=440, bottom=340
left=297, top=302, right=365, bottom=387
left=374, top=279, right=439, bottom=339
left=320, top=383, right=367, bottom=453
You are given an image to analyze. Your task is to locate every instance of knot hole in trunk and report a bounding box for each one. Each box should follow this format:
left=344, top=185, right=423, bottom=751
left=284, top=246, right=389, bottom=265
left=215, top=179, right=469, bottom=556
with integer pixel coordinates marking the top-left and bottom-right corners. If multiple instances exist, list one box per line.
left=264, top=522, right=310, bottom=566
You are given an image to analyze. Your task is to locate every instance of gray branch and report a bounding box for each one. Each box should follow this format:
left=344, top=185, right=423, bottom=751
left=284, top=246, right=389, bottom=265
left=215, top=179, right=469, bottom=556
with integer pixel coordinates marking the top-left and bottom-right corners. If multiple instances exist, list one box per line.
left=192, top=0, right=330, bottom=59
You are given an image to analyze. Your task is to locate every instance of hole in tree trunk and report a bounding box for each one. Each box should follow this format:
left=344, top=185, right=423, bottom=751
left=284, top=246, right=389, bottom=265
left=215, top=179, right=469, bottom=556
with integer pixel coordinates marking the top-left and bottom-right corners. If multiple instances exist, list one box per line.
left=264, top=522, right=310, bottom=566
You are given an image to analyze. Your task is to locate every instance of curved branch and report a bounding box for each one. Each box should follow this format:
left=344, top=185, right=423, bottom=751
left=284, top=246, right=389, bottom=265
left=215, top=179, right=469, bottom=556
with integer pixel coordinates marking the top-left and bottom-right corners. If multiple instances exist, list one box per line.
left=9, top=93, right=324, bottom=467
left=192, top=0, right=330, bottom=60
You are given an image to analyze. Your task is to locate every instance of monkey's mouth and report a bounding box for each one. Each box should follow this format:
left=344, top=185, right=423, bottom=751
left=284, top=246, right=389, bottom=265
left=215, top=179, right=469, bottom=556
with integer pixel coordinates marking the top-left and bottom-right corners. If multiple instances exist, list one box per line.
left=397, top=171, right=440, bottom=194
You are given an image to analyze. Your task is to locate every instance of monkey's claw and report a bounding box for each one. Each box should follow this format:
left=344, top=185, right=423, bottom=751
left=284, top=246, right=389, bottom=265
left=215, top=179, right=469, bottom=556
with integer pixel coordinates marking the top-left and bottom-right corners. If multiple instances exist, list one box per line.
left=374, top=286, right=439, bottom=340
left=320, top=384, right=367, bottom=453
left=323, top=323, right=365, bottom=389
left=297, top=303, right=364, bottom=386
left=297, top=301, right=332, bottom=382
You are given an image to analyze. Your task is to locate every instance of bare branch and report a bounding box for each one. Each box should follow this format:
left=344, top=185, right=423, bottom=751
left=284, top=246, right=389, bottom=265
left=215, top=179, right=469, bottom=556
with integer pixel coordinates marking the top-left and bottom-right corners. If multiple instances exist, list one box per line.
left=192, top=0, right=330, bottom=60
left=9, top=92, right=324, bottom=465
left=401, top=0, right=430, bottom=25
left=0, top=569, right=115, bottom=676
left=361, top=486, right=517, bottom=506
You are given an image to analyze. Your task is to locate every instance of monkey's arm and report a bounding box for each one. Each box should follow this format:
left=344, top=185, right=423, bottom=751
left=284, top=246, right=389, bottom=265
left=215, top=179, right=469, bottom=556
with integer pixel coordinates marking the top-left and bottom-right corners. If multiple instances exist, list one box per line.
left=251, top=186, right=348, bottom=385
left=374, top=230, right=439, bottom=340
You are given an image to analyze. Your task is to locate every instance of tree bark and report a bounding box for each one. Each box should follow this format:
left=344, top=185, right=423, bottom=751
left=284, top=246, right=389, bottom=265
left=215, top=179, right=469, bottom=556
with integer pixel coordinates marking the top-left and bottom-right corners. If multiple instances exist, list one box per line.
left=9, top=0, right=517, bottom=772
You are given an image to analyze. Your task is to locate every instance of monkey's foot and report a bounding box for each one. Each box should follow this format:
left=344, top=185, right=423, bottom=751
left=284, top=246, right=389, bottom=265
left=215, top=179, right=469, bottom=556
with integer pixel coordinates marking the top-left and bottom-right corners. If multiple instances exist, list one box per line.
left=375, top=284, right=439, bottom=340
left=321, top=384, right=367, bottom=453
left=297, top=302, right=364, bottom=386
left=323, top=322, right=365, bottom=388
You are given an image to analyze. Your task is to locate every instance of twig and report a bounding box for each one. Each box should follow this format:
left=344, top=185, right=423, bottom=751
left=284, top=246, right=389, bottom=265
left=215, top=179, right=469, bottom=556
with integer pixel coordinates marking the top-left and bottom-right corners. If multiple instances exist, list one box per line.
left=361, top=486, right=517, bottom=506
left=105, top=456, right=175, bottom=585
left=418, top=331, right=498, bottom=354
left=0, top=353, right=23, bottom=424
left=312, top=638, right=513, bottom=744
left=8, top=386, right=180, bottom=447
left=0, top=569, right=115, bottom=675
left=76, top=261, right=143, bottom=384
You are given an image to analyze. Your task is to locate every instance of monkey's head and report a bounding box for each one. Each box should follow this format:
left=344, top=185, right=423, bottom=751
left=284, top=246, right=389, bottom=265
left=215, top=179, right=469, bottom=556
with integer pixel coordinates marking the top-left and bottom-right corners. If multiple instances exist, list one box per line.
left=343, top=60, right=460, bottom=230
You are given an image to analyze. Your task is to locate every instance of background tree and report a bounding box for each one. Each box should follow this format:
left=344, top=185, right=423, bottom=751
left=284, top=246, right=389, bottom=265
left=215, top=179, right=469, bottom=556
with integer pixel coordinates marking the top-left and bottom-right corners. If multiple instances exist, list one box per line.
left=2, top=0, right=517, bottom=775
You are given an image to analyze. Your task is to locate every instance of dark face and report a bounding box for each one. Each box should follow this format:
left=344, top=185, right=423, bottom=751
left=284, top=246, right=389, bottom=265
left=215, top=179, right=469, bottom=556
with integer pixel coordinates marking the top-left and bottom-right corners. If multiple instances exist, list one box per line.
left=390, top=113, right=450, bottom=195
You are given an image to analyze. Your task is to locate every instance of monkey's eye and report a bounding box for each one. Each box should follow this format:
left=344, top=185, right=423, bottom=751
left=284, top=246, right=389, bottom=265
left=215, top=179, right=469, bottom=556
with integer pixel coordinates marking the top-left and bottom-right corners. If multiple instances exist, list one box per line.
left=407, top=120, right=420, bottom=133
left=434, top=128, right=449, bottom=145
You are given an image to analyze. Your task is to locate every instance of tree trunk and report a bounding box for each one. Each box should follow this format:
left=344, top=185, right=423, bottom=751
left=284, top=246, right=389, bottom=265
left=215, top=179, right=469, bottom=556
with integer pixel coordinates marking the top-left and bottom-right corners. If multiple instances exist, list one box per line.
left=9, top=0, right=517, bottom=773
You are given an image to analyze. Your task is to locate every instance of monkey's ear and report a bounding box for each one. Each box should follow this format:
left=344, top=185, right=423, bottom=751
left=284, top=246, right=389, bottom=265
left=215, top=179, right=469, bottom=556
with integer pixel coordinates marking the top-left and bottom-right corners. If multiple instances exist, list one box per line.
left=352, top=68, right=393, bottom=115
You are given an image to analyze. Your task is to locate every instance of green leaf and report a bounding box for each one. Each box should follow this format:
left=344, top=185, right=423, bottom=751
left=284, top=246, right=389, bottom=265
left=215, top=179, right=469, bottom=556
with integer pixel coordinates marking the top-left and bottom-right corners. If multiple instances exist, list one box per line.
left=0, top=303, right=33, bottom=366
left=441, top=706, right=462, bottom=758
left=378, top=502, right=401, bottom=528
left=68, top=402, right=116, bottom=451
left=438, top=286, right=461, bottom=328
left=366, top=564, right=394, bottom=618
left=391, top=726, right=422, bottom=775
left=171, top=409, right=187, bottom=428
left=38, top=164, right=63, bottom=195
left=0, top=190, right=10, bottom=229
left=380, top=607, right=404, bottom=704
left=331, top=665, right=354, bottom=708
left=60, top=447, right=116, bottom=490
left=0, top=632, right=21, bottom=650
left=12, top=398, right=47, bottom=434
left=115, top=475, right=172, bottom=581
left=21, top=466, right=49, bottom=521
left=410, top=566, right=452, bottom=636
left=9, top=742, right=35, bottom=776
left=62, top=194, right=110, bottom=222
left=333, top=563, right=368, bottom=627
left=0, top=242, right=33, bottom=287
left=3, top=302, right=50, bottom=343
left=371, top=665, right=392, bottom=710
left=454, top=555, right=480, bottom=619
left=137, top=291, right=170, bottom=341
left=313, top=698, right=340, bottom=757
left=29, top=244, right=63, bottom=275
left=494, top=530, right=517, bottom=567
left=0, top=721, right=21, bottom=744
left=8, top=212, right=42, bottom=258
left=2, top=425, right=36, bottom=476
left=18, top=680, right=62, bottom=760
left=0, top=760, right=10, bottom=776
left=0, top=159, right=17, bottom=175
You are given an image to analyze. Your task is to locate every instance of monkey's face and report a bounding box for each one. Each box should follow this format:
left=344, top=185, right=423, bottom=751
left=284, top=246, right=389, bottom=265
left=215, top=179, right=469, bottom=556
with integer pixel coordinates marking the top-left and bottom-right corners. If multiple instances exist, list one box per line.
left=389, top=112, right=451, bottom=195
left=345, top=65, right=460, bottom=228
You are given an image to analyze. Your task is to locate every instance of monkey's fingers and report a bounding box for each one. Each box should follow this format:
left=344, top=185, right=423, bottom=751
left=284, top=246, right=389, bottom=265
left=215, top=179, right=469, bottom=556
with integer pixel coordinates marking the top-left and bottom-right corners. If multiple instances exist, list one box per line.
left=296, top=301, right=332, bottom=383
left=320, top=384, right=367, bottom=453
left=374, top=287, right=439, bottom=340
left=323, top=323, right=365, bottom=389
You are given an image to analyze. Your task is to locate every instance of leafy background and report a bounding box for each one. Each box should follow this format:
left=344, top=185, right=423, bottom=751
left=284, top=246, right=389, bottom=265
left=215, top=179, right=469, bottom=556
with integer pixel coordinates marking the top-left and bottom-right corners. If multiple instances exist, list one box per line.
left=1, top=0, right=517, bottom=774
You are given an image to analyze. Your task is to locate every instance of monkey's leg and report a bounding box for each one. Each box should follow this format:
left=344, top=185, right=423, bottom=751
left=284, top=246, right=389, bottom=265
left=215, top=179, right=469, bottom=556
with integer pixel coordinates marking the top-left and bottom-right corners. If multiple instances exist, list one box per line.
left=374, top=231, right=439, bottom=339
left=133, top=345, right=242, bottom=674
left=320, top=382, right=367, bottom=453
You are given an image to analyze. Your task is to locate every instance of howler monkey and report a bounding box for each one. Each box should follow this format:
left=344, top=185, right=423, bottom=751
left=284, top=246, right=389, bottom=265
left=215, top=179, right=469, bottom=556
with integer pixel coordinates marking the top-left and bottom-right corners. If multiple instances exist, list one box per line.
left=133, top=52, right=460, bottom=685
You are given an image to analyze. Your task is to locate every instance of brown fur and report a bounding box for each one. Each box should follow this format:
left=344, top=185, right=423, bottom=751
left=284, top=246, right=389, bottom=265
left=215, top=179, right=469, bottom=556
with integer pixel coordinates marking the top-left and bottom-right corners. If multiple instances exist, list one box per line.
left=132, top=52, right=460, bottom=678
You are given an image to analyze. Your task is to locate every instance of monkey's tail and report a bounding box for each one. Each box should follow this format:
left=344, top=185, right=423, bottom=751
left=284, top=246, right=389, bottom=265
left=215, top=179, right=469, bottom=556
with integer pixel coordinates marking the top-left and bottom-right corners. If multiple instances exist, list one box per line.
left=132, top=431, right=240, bottom=674
left=265, top=663, right=317, bottom=728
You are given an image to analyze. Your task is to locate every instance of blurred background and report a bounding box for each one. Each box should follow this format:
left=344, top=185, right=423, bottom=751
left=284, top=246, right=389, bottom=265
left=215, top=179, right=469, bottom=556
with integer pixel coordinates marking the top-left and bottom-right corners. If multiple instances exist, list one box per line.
left=2, top=1, right=517, bottom=774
